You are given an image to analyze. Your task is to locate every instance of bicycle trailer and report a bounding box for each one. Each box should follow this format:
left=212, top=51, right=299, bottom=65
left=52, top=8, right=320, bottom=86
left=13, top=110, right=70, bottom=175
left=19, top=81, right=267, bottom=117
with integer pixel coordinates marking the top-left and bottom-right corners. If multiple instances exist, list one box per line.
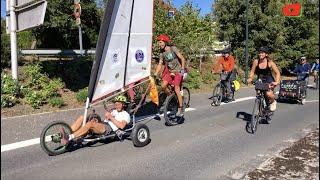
left=278, top=80, right=307, bottom=104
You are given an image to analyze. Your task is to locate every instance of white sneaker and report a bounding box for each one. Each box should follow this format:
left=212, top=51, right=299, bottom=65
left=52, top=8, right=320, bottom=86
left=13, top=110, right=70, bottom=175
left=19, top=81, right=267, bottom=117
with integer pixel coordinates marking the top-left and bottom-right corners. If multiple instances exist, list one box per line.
left=270, top=101, right=277, bottom=112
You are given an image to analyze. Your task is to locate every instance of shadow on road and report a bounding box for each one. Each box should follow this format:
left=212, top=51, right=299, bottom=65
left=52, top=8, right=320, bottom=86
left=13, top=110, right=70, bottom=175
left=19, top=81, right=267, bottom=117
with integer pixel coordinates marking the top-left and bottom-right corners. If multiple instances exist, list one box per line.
left=236, top=111, right=252, bottom=122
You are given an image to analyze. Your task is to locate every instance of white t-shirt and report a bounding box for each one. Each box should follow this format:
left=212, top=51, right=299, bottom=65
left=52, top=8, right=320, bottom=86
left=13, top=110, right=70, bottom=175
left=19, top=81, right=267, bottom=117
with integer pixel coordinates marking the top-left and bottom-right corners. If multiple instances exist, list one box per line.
left=104, top=110, right=130, bottom=131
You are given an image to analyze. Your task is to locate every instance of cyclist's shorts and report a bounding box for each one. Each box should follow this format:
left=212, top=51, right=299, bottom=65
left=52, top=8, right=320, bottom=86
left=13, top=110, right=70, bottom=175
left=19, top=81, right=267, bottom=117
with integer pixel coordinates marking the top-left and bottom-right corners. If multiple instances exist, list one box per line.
left=162, top=71, right=183, bottom=86
left=103, top=122, right=113, bottom=135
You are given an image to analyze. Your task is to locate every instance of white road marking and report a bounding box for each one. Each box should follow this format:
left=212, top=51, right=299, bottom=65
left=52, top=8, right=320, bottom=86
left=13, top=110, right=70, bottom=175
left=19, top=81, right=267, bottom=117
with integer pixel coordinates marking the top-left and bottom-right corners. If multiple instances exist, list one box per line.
left=305, top=100, right=319, bottom=103
left=1, top=138, right=40, bottom=152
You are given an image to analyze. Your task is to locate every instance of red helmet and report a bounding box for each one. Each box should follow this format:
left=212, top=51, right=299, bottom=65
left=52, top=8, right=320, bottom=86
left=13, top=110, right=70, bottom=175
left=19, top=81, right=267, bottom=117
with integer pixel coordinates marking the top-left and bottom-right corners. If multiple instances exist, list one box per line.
left=157, top=34, right=170, bottom=43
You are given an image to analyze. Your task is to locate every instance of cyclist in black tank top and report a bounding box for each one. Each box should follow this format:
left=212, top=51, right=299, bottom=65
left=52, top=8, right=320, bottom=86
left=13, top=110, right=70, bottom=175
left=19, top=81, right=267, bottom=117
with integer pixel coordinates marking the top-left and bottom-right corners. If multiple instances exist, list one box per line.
left=247, top=46, right=281, bottom=112
left=255, top=60, right=275, bottom=84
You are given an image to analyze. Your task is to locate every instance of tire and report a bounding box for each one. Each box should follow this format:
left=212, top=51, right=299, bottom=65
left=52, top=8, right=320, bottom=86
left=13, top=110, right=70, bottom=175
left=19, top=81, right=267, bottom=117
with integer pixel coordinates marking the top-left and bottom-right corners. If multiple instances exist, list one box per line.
left=212, top=83, right=223, bottom=106
left=182, top=87, right=190, bottom=108
left=250, top=99, right=261, bottom=134
left=131, top=123, right=150, bottom=147
left=163, top=94, right=180, bottom=126
left=40, top=121, right=72, bottom=156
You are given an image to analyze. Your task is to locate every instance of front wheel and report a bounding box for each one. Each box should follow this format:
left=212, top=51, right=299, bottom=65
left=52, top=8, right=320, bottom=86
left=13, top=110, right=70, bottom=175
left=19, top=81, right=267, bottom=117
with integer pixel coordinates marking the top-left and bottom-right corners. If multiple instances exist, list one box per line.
left=164, top=94, right=183, bottom=126
left=131, top=123, right=150, bottom=147
left=212, top=83, right=223, bottom=106
left=40, top=121, right=72, bottom=156
left=250, top=99, right=261, bottom=134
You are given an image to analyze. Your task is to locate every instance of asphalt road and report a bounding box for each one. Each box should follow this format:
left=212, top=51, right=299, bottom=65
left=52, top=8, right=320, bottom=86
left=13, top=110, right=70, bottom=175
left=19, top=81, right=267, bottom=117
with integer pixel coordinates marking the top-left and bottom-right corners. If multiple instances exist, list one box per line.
left=1, top=86, right=319, bottom=180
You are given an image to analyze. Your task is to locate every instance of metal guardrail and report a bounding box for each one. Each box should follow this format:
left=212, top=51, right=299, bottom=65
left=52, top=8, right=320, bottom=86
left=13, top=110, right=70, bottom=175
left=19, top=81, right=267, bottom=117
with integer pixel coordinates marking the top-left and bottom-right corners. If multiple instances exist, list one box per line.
left=20, top=49, right=95, bottom=56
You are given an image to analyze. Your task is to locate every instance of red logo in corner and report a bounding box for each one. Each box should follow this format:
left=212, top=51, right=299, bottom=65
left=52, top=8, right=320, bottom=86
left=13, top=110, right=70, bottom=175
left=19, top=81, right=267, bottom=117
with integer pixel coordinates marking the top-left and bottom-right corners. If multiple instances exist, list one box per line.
left=282, top=1, right=302, bottom=17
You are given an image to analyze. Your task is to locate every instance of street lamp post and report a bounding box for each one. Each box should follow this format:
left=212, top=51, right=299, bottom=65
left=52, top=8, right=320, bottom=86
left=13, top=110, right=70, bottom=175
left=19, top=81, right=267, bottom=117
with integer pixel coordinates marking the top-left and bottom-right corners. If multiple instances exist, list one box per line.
left=245, top=0, right=249, bottom=84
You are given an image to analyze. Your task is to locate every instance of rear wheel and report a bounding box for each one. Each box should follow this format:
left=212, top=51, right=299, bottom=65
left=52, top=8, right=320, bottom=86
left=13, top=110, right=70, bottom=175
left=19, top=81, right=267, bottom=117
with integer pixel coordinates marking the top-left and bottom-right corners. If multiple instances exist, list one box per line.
left=250, top=99, right=261, bottom=134
left=40, top=121, right=72, bottom=156
left=212, top=83, right=223, bottom=106
left=182, top=87, right=190, bottom=108
left=164, top=94, right=182, bottom=126
left=131, top=123, right=150, bottom=147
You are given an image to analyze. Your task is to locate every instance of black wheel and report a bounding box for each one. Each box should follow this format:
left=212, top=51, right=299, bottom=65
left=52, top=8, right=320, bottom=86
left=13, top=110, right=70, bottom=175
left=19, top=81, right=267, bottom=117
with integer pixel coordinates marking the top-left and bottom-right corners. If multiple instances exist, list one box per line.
left=40, top=121, right=72, bottom=156
left=131, top=123, right=150, bottom=147
left=163, top=94, right=181, bottom=126
left=182, top=87, right=190, bottom=108
left=250, top=99, right=261, bottom=134
left=212, top=83, right=223, bottom=106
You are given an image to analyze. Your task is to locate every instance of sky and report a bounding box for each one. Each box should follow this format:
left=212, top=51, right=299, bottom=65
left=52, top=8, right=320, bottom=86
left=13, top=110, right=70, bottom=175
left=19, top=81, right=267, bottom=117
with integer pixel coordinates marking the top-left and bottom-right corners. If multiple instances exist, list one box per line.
left=172, top=0, right=213, bottom=16
left=1, top=0, right=213, bottom=18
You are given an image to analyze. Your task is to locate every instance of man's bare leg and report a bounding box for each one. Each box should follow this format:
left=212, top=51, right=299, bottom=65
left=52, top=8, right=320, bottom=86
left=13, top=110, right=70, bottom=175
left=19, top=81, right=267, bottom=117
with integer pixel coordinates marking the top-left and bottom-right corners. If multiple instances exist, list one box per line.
left=70, top=115, right=85, bottom=132
left=161, top=81, right=170, bottom=96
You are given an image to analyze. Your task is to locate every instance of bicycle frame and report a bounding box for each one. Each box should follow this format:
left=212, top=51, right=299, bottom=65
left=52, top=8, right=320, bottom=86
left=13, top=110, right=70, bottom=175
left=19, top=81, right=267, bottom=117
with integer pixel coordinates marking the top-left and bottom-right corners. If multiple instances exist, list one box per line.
left=255, top=90, right=269, bottom=117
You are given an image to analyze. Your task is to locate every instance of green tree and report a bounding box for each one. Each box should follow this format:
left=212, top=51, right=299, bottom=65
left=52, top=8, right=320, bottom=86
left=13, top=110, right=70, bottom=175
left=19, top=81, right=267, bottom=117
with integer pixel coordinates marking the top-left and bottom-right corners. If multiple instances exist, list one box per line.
left=153, top=0, right=216, bottom=63
left=33, top=0, right=101, bottom=49
left=213, top=0, right=319, bottom=70
left=1, top=19, right=10, bottom=68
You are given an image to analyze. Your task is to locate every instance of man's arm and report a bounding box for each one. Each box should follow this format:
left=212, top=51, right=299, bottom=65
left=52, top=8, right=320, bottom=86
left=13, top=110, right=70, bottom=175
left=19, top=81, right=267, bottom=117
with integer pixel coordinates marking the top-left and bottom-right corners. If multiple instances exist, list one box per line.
left=212, top=57, right=223, bottom=74
left=154, top=57, right=163, bottom=77
left=229, top=56, right=235, bottom=71
left=176, top=52, right=185, bottom=70
left=109, top=116, right=127, bottom=130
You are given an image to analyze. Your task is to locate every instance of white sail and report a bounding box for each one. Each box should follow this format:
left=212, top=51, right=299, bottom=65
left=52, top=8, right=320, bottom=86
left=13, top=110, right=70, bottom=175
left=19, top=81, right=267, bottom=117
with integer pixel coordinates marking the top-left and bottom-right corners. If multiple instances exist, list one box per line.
left=125, top=0, right=153, bottom=86
left=88, top=0, right=154, bottom=104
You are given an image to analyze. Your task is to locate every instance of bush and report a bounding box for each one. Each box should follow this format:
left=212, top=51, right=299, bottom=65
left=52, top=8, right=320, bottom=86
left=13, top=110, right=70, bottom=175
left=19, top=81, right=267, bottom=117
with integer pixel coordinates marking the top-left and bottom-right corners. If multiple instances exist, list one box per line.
left=22, top=64, right=65, bottom=108
left=76, top=87, right=88, bottom=103
left=201, top=71, right=216, bottom=85
left=1, top=72, right=21, bottom=107
left=1, top=94, right=18, bottom=108
left=25, top=91, right=44, bottom=109
left=49, top=97, right=65, bottom=108
left=184, top=69, right=201, bottom=89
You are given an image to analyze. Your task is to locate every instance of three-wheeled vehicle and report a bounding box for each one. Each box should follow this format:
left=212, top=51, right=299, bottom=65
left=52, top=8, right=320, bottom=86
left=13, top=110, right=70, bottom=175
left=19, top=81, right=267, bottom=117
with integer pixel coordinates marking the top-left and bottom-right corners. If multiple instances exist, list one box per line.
left=278, top=72, right=308, bottom=105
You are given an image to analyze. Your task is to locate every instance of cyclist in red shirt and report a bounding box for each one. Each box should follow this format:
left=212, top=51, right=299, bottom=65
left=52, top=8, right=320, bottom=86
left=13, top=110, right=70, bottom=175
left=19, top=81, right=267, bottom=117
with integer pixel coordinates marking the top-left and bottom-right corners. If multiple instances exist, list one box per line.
left=153, top=34, right=186, bottom=117
left=212, top=48, right=236, bottom=102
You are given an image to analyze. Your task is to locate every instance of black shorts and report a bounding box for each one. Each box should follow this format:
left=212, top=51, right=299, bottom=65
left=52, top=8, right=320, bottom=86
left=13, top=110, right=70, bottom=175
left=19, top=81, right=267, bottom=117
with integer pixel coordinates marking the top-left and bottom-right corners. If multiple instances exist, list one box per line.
left=103, top=122, right=113, bottom=135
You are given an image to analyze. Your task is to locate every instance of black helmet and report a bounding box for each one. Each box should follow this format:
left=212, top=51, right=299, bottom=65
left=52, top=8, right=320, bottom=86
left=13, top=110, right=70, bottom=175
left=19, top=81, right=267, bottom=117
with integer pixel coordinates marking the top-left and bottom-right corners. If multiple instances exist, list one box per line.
left=258, top=46, right=270, bottom=53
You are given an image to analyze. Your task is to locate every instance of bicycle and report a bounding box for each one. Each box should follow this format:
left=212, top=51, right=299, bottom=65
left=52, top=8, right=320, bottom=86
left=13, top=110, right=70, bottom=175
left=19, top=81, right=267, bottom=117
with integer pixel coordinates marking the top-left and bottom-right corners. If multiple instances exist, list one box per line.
left=156, top=74, right=190, bottom=126
left=211, top=72, right=235, bottom=106
left=247, top=79, right=274, bottom=134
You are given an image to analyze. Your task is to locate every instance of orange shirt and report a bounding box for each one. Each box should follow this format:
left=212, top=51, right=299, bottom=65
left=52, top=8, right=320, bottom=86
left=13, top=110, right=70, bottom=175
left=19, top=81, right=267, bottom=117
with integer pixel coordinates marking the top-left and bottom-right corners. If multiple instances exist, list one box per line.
left=214, top=55, right=235, bottom=72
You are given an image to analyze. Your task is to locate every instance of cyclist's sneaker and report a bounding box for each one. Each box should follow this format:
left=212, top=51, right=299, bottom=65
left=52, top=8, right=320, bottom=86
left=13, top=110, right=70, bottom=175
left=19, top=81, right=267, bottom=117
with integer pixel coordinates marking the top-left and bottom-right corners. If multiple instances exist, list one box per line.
left=59, top=127, right=69, bottom=145
left=176, top=108, right=184, bottom=117
left=269, top=101, right=277, bottom=112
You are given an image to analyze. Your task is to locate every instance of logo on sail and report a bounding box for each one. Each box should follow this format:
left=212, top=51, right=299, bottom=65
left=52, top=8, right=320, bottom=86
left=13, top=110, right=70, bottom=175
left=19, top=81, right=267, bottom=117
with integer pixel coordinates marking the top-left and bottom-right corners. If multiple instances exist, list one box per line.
left=135, top=50, right=144, bottom=63
left=112, top=52, right=119, bottom=63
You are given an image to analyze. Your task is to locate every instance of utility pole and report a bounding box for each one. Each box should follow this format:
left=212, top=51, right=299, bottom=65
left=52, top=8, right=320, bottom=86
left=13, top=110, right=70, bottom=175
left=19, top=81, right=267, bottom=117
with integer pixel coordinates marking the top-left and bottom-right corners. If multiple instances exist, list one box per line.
left=9, top=0, right=18, bottom=80
left=245, top=0, right=249, bottom=84
left=74, top=0, right=83, bottom=56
